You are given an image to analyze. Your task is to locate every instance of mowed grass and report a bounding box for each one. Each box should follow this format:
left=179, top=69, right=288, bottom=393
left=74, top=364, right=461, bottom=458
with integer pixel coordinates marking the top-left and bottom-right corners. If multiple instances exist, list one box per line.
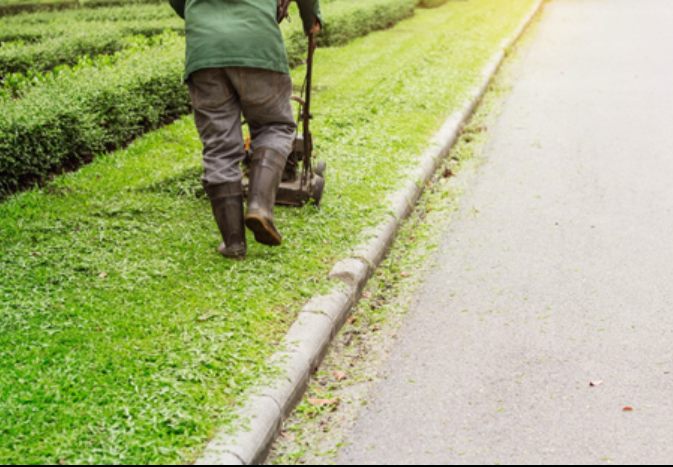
left=0, top=0, right=537, bottom=464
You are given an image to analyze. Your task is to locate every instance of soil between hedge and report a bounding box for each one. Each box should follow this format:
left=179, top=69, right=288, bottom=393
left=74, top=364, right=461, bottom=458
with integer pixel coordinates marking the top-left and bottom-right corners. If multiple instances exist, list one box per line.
left=0, top=0, right=536, bottom=464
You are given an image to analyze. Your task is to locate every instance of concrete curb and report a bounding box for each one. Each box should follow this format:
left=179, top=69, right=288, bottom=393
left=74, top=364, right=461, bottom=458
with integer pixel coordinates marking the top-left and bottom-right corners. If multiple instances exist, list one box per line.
left=197, top=1, right=545, bottom=464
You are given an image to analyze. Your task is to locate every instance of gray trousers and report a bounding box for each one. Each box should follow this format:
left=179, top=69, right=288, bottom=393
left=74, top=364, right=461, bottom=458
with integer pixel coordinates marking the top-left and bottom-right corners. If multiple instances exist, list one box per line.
left=188, top=67, right=297, bottom=186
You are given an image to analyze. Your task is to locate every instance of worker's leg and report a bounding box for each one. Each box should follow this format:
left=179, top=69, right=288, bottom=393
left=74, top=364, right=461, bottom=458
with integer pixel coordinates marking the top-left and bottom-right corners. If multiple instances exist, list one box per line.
left=189, top=68, right=247, bottom=259
left=227, top=67, right=297, bottom=246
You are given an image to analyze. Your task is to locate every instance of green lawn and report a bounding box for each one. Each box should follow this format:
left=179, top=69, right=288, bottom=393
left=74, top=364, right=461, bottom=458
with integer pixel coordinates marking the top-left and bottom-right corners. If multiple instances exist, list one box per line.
left=0, top=0, right=537, bottom=464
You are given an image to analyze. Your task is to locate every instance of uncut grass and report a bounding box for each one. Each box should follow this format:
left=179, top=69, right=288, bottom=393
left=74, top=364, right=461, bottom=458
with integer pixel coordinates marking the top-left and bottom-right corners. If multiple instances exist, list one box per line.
left=0, top=0, right=536, bottom=464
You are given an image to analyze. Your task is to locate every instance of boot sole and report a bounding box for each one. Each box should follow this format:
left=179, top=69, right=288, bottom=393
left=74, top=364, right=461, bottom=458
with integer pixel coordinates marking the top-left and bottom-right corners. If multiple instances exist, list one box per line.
left=245, top=215, right=282, bottom=246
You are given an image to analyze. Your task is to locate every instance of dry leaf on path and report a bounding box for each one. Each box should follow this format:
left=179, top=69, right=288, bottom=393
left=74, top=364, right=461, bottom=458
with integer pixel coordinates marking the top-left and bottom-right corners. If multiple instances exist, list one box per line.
left=334, top=371, right=347, bottom=382
left=623, top=406, right=634, bottom=412
left=590, top=381, right=604, bottom=387
left=308, top=397, right=340, bottom=407
left=443, top=168, right=456, bottom=178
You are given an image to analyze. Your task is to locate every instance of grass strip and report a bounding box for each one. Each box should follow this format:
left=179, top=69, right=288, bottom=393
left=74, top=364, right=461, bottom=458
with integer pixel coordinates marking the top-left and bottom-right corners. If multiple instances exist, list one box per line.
left=0, top=0, right=536, bottom=463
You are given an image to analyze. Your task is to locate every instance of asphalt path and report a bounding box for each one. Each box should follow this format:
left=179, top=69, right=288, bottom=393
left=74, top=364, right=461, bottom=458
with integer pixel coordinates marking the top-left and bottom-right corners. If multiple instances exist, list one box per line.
left=338, top=0, right=673, bottom=464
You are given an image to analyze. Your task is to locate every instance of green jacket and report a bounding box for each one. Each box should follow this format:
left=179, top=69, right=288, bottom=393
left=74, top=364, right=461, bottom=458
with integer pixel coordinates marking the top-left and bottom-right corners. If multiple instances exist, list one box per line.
left=169, top=0, right=322, bottom=79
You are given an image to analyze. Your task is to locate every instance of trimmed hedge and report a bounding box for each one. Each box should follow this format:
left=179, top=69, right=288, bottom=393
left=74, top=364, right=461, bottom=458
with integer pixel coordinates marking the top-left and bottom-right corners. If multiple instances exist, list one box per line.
left=0, top=33, right=190, bottom=192
left=282, top=0, right=416, bottom=67
left=0, top=1, right=73, bottom=18
left=0, top=1, right=174, bottom=26
left=0, top=0, right=163, bottom=18
left=417, top=0, right=451, bottom=8
left=0, top=22, right=183, bottom=77
left=0, top=17, right=185, bottom=43
left=1, top=32, right=135, bottom=77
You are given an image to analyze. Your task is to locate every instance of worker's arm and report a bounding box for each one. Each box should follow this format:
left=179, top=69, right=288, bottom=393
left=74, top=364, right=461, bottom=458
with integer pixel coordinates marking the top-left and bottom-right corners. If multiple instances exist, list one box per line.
left=295, top=0, right=322, bottom=35
left=169, top=0, right=186, bottom=19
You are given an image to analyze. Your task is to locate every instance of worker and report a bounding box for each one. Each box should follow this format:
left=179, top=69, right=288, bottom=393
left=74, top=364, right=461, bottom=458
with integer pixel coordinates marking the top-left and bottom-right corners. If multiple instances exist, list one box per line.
left=169, top=0, right=322, bottom=260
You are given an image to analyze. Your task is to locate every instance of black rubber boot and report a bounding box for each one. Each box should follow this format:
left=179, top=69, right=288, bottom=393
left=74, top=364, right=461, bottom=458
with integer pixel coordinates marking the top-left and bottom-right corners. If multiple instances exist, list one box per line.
left=204, top=181, right=247, bottom=260
left=245, top=147, right=286, bottom=246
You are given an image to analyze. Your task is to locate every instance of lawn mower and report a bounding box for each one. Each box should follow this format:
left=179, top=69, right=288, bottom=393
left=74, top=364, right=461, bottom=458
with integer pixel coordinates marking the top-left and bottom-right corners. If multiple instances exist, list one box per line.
left=242, top=33, right=326, bottom=207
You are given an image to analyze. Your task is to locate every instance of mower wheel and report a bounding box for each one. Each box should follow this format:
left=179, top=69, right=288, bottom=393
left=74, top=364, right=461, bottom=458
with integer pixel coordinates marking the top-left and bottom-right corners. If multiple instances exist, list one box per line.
left=316, top=161, right=327, bottom=177
left=311, top=176, right=326, bottom=206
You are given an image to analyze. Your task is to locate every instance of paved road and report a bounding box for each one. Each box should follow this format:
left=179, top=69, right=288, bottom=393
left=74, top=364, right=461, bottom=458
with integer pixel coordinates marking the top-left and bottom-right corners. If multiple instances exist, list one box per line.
left=338, top=1, right=673, bottom=464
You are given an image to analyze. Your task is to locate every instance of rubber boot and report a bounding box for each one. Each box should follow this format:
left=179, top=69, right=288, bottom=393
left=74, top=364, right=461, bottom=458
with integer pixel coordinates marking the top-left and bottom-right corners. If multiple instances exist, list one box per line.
left=204, top=181, right=247, bottom=260
left=245, top=148, right=286, bottom=246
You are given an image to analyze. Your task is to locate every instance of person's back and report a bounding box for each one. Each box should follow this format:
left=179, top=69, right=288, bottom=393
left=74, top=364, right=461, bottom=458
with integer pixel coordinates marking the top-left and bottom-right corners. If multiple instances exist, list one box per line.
left=169, top=0, right=322, bottom=260
left=170, top=0, right=318, bottom=79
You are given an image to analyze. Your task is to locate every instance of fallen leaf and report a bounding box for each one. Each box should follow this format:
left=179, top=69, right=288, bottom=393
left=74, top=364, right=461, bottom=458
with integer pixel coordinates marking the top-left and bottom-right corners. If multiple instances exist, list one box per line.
left=334, top=371, right=347, bottom=382
left=98, top=272, right=108, bottom=279
left=308, top=397, right=339, bottom=407
left=590, top=381, right=604, bottom=387
left=443, top=168, right=456, bottom=178
left=197, top=312, right=217, bottom=322
left=623, top=406, right=634, bottom=412
left=348, top=317, right=357, bottom=324
left=363, top=292, right=372, bottom=299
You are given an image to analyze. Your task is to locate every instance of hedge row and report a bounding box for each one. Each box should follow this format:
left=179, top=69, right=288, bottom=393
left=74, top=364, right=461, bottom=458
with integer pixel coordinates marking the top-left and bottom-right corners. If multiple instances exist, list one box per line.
left=0, top=1, right=174, bottom=27
left=282, top=0, right=416, bottom=67
left=1, top=50, right=131, bottom=100
left=0, top=0, right=418, bottom=192
left=417, top=0, right=451, bottom=8
left=1, top=32, right=133, bottom=78
left=0, top=22, right=183, bottom=77
left=0, top=33, right=190, bottom=192
left=0, top=16, right=183, bottom=44
left=0, top=0, right=73, bottom=18
left=0, top=0, right=163, bottom=18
